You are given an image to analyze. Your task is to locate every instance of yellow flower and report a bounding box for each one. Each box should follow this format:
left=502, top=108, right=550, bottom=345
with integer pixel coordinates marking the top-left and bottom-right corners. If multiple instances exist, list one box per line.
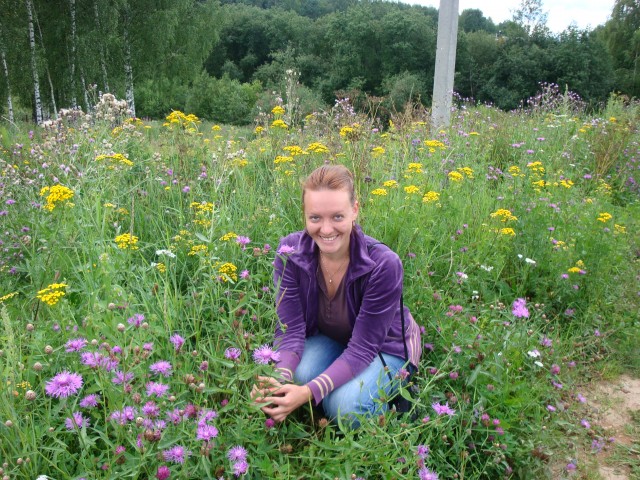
left=188, top=244, right=208, bottom=256
left=383, top=180, right=398, bottom=188
left=532, top=180, right=546, bottom=188
left=219, top=232, right=238, bottom=241
left=422, top=191, right=440, bottom=203
left=609, top=117, right=617, bottom=123
left=165, top=111, right=201, bottom=129
left=339, top=126, right=354, bottom=137
left=271, top=119, right=288, bottom=129
left=448, top=171, right=464, bottom=182
left=217, top=262, right=238, bottom=282
left=274, top=155, right=294, bottom=164
left=469, top=131, right=480, bottom=136
left=36, top=283, right=67, bottom=306
left=508, top=166, right=523, bottom=177
left=407, top=163, right=423, bottom=174
left=614, top=224, right=626, bottom=234
left=490, top=209, right=518, bottom=222
left=40, top=185, right=75, bottom=211
left=0, top=292, right=19, bottom=303
left=212, top=125, right=221, bottom=131
left=271, top=105, right=285, bottom=115
left=371, top=146, right=385, bottom=157
left=526, top=161, right=545, bottom=173
left=597, top=212, right=612, bottom=222
left=404, top=185, right=420, bottom=194
left=154, top=262, right=167, bottom=273
left=371, top=188, right=388, bottom=196
left=499, top=228, right=516, bottom=236
left=254, top=126, right=264, bottom=134
left=559, top=179, right=574, bottom=188
left=95, top=153, right=133, bottom=167
left=457, top=167, right=474, bottom=178
left=306, top=142, right=329, bottom=154
left=424, top=139, right=446, bottom=149
left=114, top=233, right=139, bottom=250
left=567, top=267, right=581, bottom=273
left=283, top=145, right=306, bottom=156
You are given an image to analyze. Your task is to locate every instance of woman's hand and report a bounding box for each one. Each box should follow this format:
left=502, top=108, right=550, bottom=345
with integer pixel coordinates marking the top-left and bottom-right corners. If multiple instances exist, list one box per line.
left=251, top=375, right=312, bottom=423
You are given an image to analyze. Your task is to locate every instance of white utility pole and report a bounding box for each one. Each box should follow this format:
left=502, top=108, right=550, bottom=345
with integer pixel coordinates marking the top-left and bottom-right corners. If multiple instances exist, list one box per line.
left=431, top=0, right=459, bottom=130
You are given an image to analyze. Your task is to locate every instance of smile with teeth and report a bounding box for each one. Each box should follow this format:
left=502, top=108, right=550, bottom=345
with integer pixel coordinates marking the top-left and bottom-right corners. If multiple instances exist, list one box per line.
left=321, top=235, right=338, bottom=241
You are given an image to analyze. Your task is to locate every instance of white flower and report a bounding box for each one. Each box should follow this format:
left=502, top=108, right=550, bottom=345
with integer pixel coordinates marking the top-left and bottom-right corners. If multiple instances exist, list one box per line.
left=525, top=258, right=536, bottom=265
left=156, top=249, right=176, bottom=258
left=480, top=264, right=494, bottom=272
left=527, top=349, right=541, bottom=358
left=534, top=361, right=544, bottom=368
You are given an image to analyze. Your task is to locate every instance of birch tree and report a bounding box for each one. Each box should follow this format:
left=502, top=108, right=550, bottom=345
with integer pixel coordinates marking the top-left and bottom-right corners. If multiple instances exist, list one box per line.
left=26, top=0, right=43, bottom=123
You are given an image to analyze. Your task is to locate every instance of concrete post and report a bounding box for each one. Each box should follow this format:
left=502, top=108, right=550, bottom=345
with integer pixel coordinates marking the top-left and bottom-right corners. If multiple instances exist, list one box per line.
left=431, top=0, right=459, bottom=130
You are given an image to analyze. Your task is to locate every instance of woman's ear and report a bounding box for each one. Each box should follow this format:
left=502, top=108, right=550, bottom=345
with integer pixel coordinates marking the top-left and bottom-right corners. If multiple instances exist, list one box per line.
left=353, top=200, right=359, bottom=219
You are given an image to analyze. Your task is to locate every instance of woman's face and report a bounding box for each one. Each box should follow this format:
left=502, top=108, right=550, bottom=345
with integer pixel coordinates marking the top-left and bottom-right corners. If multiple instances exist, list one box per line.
left=303, top=188, right=358, bottom=260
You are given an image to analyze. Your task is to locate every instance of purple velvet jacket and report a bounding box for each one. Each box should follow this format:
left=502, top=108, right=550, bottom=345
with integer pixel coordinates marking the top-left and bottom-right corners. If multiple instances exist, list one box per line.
left=273, top=225, right=422, bottom=405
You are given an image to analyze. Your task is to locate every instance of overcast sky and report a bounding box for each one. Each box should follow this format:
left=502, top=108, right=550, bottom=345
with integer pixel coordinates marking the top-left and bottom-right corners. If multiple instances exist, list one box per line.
left=402, top=0, right=615, bottom=33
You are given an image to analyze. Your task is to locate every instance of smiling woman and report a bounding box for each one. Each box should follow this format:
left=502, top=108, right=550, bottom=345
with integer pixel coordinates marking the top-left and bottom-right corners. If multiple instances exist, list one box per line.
left=251, top=165, right=422, bottom=428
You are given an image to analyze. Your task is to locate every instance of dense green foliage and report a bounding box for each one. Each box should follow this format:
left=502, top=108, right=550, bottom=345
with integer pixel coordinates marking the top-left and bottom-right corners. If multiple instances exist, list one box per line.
left=0, top=87, right=638, bottom=478
left=0, top=0, right=639, bottom=123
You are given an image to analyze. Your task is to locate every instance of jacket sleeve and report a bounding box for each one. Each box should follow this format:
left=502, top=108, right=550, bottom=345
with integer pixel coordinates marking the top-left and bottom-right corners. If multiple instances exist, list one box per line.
left=272, top=240, right=307, bottom=382
left=306, top=249, right=403, bottom=404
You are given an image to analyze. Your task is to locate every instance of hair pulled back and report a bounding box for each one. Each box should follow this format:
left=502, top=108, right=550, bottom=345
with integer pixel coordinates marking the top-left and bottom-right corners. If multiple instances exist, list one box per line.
left=302, top=164, right=356, bottom=206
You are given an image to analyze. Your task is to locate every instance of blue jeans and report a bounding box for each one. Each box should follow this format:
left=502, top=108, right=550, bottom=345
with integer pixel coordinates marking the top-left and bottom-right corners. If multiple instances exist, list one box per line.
left=294, top=334, right=407, bottom=427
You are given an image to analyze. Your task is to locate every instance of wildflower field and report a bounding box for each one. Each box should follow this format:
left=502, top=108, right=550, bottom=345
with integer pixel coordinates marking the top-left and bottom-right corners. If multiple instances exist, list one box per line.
left=0, top=90, right=639, bottom=480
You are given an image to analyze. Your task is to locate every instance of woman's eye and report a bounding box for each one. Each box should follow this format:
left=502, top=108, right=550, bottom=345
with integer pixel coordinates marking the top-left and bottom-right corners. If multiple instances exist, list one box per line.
left=334, top=215, right=344, bottom=221
left=309, top=216, right=319, bottom=222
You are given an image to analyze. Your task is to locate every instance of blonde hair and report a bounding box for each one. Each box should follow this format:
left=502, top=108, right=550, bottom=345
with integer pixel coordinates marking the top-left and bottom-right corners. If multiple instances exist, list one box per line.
left=302, top=164, right=356, bottom=206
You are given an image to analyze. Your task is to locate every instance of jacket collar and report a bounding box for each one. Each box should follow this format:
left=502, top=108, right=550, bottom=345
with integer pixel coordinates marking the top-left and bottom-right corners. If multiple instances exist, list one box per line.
left=288, top=224, right=376, bottom=279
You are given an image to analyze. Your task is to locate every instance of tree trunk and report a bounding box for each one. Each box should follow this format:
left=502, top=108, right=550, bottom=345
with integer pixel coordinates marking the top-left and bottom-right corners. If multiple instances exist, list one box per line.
left=123, top=6, right=135, bottom=117
left=26, top=0, right=43, bottom=124
left=94, top=0, right=109, bottom=92
left=1, top=49, right=14, bottom=123
left=34, top=6, right=57, bottom=118
left=69, top=0, right=77, bottom=108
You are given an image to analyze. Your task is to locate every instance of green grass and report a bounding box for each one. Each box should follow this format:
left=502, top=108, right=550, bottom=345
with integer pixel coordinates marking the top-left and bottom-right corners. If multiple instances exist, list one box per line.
left=0, top=95, right=638, bottom=479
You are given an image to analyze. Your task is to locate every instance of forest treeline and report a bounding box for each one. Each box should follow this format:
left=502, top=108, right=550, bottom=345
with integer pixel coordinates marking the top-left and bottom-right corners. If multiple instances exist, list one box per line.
left=0, top=0, right=638, bottom=124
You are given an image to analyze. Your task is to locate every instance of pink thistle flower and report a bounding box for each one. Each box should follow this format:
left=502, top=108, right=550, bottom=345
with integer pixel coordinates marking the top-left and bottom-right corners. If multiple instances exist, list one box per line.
left=150, top=361, right=173, bottom=377
left=65, top=337, right=88, bottom=352
left=146, top=381, right=170, bottom=398
left=45, top=371, right=83, bottom=398
left=431, top=402, right=456, bottom=416
left=276, top=244, right=295, bottom=255
left=196, top=424, right=219, bottom=441
left=155, top=466, right=171, bottom=480
left=225, top=347, right=241, bottom=361
left=418, top=467, right=439, bottom=480
left=511, top=298, right=529, bottom=318
left=65, top=412, right=90, bottom=430
left=112, top=370, right=134, bottom=385
left=233, top=460, right=249, bottom=477
left=227, top=445, right=248, bottom=462
left=252, top=344, right=280, bottom=364
left=79, top=394, right=100, bottom=408
left=169, top=334, right=185, bottom=352
left=163, top=445, right=191, bottom=464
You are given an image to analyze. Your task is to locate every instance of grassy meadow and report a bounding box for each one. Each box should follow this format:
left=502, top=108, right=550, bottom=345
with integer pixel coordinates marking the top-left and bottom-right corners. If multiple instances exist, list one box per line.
left=0, top=89, right=639, bottom=479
